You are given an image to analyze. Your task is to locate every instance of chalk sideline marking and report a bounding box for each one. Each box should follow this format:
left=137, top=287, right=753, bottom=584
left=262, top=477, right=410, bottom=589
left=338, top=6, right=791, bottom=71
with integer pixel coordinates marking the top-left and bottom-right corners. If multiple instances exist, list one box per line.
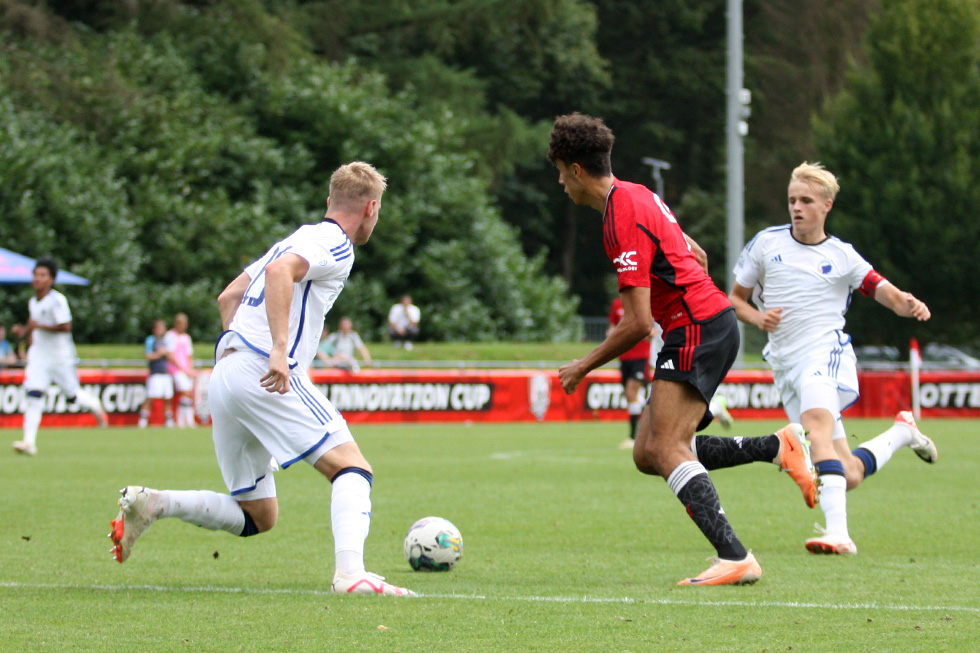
left=2, top=581, right=978, bottom=613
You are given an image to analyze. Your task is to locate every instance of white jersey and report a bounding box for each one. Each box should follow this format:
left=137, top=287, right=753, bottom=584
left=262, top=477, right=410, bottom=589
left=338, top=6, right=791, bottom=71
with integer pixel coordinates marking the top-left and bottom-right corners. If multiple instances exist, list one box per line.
left=734, top=225, right=880, bottom=369
left=220, top=220, right=353, bottom=373
left=27, top=289, right=76, bottom=362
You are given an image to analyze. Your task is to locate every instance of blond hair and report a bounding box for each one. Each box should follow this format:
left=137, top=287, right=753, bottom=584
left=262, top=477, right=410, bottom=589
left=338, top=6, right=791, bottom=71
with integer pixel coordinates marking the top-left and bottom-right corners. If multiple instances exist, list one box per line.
left=790, top=162, right=840, bottom=201
left=329, top=161, right=387, bottom=209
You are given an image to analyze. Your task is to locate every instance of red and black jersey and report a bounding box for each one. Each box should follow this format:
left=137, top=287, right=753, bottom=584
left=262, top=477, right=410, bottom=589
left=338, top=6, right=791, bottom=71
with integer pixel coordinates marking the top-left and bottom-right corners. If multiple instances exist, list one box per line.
left=602, top=178, right=731, bottom=334
left=608, top=297, right=651, bottom=361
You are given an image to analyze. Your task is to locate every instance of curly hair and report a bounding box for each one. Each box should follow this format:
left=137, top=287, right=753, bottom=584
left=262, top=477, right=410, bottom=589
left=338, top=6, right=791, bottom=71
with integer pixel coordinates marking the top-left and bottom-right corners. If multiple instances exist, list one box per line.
left=548, top=112, right=614, bottom=177
left=34, top=256, right=58, bottom=279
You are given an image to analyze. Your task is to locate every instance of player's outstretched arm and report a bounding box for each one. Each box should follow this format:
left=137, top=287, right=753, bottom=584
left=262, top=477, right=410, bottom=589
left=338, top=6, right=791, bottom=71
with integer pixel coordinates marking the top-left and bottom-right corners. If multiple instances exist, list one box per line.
left=874, top=282, right=931, bottom=321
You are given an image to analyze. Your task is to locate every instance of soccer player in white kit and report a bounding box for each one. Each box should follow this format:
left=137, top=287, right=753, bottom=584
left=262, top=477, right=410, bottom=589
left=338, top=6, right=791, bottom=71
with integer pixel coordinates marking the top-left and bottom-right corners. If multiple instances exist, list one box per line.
left=11, top=257, right=107, bottom=456
left=108, top=162, right=414, bottom=596
left=729, top=162, right=937, bottom=555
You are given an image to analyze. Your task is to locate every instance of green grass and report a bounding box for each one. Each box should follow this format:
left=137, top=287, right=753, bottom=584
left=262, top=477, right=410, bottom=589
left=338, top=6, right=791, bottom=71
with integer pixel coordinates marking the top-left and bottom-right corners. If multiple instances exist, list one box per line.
left=75, top=341, right=600, bottom=365
left=75, top=341, right=768, bottom=366
left=2, top=419, right=977, bottom=651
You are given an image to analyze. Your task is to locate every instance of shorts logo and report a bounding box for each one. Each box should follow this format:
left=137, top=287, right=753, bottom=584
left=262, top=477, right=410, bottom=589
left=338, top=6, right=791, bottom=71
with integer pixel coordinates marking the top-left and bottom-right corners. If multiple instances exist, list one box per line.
left=660, top=359, right=675, bottom=370
left=613, top=250, right=638, bottom=272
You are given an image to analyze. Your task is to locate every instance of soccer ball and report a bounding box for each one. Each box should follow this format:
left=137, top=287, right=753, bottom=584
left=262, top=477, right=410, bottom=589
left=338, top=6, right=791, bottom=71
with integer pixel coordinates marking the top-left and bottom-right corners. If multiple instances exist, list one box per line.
left=403, top=516, right=463, bottom=572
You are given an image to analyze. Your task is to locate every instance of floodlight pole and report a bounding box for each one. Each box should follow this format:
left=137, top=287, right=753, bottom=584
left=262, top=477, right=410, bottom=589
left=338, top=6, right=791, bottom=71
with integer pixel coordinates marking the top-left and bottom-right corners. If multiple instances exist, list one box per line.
left=727, top=0, right=746, bottom=366
left=642, top=157, right=671, bottom=198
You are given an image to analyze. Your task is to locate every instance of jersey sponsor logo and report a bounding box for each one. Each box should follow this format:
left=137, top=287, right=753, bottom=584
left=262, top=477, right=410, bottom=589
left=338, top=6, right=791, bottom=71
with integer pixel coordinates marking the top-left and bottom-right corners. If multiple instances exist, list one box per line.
left=613, top=250, right=638, bottom=272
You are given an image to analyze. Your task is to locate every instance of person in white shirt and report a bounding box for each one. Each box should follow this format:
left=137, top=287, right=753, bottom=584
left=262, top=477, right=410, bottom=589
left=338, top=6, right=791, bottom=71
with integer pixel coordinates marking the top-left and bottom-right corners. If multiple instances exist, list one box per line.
left=107, top=162, right=414, bottom=597
left=11, top=257, right=107, bottom=455
left=387, top=294, right=420, bottom=350
left=726, top=162, right=937, bottom=555
left=324, top=316, right=372, bottom=372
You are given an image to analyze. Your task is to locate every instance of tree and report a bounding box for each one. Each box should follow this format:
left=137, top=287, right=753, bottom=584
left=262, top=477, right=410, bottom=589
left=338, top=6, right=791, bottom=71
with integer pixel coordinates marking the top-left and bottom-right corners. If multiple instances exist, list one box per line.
left=814, top=0, right=980, bottom=347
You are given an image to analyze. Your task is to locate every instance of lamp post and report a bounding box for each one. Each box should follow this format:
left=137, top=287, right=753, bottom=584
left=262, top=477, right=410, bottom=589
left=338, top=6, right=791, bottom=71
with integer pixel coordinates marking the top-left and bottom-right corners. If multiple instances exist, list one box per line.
left=641, top=157, right=671, bottom=198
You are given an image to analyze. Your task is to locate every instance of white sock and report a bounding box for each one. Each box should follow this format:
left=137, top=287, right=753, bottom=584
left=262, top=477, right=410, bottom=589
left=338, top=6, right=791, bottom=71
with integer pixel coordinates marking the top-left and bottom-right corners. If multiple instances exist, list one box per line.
left=158, top=490, right=246, bottom=534
left=818, top=474, right=849, bottom=539
left=331, top=473, right=372, bottom=575
left=23, top=396, right=43, bottom=446
left=74, top=388, right=104, bottom=414
left=627, top=401, right=643, bottom=417
left=179, top=403, right=195, bottom=426
left=857, top=423, right=914, bottom=471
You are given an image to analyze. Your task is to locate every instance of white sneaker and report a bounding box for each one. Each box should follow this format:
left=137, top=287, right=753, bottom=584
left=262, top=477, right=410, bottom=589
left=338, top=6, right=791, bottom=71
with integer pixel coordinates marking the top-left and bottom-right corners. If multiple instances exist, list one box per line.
left=109, top=486, right=158, bottom=563
left=709, top=395, right=733, bottom=429
left=618, top=438, right=635, bottom=450
left=805, top=524, right=857, bottom=555
left=12, top=440, right=37, bottom=456
left=331, top=571, right=416, bottom=597
left=404, top=342, right=413, bottom=351
left=895, top=411, right=938, bottom=463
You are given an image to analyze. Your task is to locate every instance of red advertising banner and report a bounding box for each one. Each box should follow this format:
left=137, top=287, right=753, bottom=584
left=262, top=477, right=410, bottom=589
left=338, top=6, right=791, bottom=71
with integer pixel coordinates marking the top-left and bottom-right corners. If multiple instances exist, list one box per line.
left=1, top=367, right=979, bottom=428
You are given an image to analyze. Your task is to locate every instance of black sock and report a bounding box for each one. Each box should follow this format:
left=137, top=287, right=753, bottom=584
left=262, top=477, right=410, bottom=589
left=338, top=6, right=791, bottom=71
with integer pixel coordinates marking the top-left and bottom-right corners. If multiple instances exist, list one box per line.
left=693, top=434, right=780, bottom=470
left=628, top=415, right=638, bottom=439
left=672, top=468, right=747, bottom=560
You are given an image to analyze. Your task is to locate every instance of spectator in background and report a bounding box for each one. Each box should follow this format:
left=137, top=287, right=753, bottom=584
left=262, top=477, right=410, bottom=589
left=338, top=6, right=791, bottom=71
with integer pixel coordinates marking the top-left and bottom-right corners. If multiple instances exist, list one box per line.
left=608, top=297, right=653, bottom=449
left=325, top=316, right=372, bottom=373
left=165, top=312, right=196, bottom=427
left=0, top=325, right=17, bottom=368
left=11, top=257, right=108, bottom=455
left=138, top=320, right=175, bottom=428
left=387, top=294, right=420, bottom=350
left=314, top=325, right=341, bottom=369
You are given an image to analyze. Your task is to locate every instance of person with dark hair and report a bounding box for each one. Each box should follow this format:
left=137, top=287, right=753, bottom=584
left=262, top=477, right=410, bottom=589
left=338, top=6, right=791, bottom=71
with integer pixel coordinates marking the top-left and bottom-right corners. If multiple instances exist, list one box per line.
left=548, top=113, right=813, bottom=586
left=387, top=294, right=420, bottom=350
left=138, top=319, right=175, bottom=428
left=11, top=257, right=107, bottom=455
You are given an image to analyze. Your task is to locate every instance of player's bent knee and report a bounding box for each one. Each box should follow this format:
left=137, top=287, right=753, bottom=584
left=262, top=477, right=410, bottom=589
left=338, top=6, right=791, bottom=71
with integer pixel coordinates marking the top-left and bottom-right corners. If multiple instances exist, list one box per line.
left=330, top=466, right=374, bottom=486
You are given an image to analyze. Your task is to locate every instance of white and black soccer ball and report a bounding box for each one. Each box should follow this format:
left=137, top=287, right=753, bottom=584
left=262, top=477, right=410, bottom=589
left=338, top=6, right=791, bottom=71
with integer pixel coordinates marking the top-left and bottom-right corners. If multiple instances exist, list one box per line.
left=404, top=516, right=463, bottom=572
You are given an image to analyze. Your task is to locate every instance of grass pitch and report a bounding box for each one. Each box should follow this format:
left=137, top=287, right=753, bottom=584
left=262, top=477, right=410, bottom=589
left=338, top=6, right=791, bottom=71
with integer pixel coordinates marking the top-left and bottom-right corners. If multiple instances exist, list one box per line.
left=1, top=418, right=977, bottom=651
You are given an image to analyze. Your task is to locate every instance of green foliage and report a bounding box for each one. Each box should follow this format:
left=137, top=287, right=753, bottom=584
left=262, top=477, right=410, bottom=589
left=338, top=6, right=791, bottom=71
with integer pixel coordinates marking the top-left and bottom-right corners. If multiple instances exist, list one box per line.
left=0, top=0, right=580, bottom=343
left=814, top=0, right=980, bottom=347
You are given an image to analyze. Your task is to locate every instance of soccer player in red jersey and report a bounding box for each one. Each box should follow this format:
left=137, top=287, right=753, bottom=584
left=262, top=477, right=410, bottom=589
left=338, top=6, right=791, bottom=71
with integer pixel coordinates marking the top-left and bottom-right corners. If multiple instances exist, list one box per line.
left=549, top=112, right=790, bottom=586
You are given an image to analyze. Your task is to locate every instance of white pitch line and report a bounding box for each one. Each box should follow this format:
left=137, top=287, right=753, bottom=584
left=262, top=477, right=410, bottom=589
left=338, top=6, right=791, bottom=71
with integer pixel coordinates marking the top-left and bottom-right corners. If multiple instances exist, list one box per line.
left=2, top=581, right=978, bottom=613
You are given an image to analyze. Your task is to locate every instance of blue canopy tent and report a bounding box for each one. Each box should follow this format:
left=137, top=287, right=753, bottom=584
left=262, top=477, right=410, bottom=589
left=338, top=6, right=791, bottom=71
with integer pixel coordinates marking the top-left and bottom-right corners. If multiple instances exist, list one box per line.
left=0, top=247, right=90, bottom=285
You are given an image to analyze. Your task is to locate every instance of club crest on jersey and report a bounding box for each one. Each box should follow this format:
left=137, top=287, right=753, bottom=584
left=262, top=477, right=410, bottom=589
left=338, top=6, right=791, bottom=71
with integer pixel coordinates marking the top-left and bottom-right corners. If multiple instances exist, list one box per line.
left=613, top=250, right=638, bottom=272
left=819, top=260, right=833, bottom=275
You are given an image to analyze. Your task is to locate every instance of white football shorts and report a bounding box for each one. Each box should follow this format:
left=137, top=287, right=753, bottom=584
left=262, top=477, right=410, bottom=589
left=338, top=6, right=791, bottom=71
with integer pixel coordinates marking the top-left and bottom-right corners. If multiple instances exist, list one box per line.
left=145, top=373, right=174, bottom=400
left=23, top=356, right=79, bottom=397
left=208, top=350, right=352, bottom=499
left=173, top=370, right=195, bottom=393
left=772, top=336, right=860, bottom=424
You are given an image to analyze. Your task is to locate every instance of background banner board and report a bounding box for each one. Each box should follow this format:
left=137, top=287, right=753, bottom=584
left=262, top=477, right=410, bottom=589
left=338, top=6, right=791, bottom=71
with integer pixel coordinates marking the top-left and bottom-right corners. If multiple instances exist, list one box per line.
left=1, top=368, right=978, bottom=427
